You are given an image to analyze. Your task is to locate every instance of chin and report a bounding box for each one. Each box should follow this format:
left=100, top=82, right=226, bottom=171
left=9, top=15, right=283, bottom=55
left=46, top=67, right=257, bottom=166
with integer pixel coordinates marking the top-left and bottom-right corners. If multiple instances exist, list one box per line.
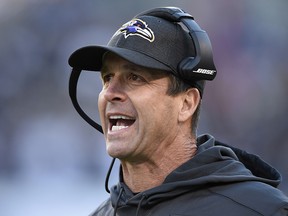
left=107, top=145, right=126, bottom=159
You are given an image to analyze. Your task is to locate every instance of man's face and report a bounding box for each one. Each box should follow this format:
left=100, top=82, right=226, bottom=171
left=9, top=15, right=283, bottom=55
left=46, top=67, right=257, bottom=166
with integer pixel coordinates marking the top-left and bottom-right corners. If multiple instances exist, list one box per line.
left=98, top=53, right=183, bottom=162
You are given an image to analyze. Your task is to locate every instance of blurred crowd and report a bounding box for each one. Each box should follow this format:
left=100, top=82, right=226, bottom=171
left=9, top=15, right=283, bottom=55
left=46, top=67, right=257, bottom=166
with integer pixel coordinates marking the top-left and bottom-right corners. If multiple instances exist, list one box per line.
left=0, top=0, right=287, bottom=215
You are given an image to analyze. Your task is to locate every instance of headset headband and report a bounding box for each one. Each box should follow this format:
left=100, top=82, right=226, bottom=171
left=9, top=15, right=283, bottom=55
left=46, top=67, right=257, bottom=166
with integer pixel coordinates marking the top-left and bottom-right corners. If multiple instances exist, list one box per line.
left=138, top=7, right=216, bottom=81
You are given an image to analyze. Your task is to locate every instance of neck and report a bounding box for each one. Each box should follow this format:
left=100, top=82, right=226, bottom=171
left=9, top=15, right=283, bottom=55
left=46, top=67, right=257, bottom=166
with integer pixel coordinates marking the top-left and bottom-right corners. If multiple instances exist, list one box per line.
left=120, top=141, right=197, bottom=193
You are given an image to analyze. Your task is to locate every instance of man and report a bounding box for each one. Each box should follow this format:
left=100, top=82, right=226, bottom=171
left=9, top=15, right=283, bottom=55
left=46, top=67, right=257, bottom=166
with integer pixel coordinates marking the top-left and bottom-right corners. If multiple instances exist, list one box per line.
left=68, top=7, right=288, bottom=216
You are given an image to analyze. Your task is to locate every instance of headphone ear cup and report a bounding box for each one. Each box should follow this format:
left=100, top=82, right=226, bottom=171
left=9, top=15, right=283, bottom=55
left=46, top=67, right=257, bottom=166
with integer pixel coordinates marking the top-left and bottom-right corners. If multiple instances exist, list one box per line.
left=178, top=56, right=217, bottom=81
left=178, top=56, right=205, bottom=81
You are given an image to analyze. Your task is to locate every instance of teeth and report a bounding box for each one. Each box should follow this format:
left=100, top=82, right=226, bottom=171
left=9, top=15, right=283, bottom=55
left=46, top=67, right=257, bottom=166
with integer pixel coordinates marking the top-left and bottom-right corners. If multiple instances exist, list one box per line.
left=109, top=115, right=133, bottom=120
left=109, top=115, right=135, bottom=132
left=111, top=125, right=129, bottom=131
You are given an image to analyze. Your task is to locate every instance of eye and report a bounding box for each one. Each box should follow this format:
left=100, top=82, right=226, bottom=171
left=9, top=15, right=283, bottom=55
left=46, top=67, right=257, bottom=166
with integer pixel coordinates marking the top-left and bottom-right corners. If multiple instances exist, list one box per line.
left=102, top=73, right=113, bottom=84
left=128, top=73, right=145, bottom=83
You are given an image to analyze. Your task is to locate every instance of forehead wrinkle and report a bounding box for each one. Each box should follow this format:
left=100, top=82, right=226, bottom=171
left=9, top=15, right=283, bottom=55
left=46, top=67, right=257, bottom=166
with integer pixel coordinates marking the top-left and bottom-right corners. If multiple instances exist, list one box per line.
left=122, top=62, right=144, bottom=73
left=101, top=56, right=143, bottom=74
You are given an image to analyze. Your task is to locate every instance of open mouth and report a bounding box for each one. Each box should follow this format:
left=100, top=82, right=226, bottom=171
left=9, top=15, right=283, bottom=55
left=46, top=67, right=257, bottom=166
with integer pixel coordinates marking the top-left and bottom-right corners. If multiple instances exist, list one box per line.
left=109, top=115, right=136, bottom=132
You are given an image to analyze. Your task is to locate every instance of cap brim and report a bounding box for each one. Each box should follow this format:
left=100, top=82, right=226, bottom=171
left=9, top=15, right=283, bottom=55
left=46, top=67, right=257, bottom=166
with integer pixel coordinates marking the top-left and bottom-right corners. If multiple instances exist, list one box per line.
left=68, top=45, right=171, bottom=72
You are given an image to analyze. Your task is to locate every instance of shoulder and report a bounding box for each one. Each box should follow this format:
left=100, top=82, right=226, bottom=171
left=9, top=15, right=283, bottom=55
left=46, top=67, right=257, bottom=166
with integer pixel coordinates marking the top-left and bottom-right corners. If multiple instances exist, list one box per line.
left=210, top=181, right=288, bottom=215
left=89, top=198, right=113, bottom=216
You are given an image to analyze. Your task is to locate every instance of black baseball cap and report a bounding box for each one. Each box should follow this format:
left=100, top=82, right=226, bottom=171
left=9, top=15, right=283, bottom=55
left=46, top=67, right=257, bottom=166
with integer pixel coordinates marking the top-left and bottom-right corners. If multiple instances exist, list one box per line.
left=68, top=9, right=214, bottom=97
left=69, top=14, right=195, bottom=71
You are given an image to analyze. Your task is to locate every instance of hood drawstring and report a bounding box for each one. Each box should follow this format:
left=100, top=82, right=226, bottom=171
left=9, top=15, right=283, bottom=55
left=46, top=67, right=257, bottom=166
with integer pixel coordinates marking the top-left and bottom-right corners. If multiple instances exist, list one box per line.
left=105, top=158, right=116, bottom=193
left=136, top=194, right=147, bottom=216
left=113, top=186, right=124, bottom=216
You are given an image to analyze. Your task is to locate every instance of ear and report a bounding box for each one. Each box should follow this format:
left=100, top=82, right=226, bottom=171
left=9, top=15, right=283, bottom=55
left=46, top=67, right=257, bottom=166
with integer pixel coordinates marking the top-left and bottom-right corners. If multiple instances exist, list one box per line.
left=178, top=88, right=201, bottom=123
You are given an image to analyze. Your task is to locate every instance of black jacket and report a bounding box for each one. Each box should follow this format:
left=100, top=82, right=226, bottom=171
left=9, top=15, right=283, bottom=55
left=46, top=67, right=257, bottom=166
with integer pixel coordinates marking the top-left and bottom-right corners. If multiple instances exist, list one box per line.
left=90, top=134, right=288, bottom=216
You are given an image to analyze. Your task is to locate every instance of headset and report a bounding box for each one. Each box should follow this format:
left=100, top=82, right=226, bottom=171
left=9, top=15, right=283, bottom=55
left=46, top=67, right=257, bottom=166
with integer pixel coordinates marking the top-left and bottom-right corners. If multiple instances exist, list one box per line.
left=69, top=6, right=217, bottom=135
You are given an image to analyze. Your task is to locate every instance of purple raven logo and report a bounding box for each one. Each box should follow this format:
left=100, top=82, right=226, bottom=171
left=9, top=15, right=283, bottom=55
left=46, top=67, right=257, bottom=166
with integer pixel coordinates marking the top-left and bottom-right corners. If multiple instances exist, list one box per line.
left=118, top=19, right=155, bottom=42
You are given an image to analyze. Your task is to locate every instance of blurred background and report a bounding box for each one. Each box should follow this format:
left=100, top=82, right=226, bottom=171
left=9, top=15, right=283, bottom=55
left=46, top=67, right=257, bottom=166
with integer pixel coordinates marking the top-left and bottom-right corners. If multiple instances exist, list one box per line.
left=0, top=0, right=287, bottom=215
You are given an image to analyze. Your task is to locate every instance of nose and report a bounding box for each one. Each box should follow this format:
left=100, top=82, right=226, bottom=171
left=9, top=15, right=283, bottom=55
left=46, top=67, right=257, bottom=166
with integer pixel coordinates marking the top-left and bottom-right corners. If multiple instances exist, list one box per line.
left=102, top=78, right=126, bottom=102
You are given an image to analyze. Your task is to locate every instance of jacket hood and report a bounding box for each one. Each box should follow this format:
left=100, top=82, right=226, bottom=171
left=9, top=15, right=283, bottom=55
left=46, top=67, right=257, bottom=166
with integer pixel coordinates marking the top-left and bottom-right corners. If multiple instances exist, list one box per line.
left=109, top=134, right=282, bottom=211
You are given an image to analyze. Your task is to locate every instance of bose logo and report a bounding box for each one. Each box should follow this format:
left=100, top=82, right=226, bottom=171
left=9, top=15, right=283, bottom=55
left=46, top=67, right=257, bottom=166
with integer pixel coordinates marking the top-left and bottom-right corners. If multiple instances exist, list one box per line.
left=193, top=68, right=216, bottom=75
